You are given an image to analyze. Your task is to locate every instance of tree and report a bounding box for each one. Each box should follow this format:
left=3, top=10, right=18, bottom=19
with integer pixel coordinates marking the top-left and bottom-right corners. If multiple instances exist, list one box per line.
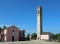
left=56, top=33, right=60, bottom=41
left=3, top=25, right=6, bottom=29
left=0, top=27, right=1, bottom=32
left=27, top=33, right=30, bottom=40
left=31, top=33, right=37, bottom=40
left=52, top=33, right=60, bottom=42
left=52, top=34, right=57, bottom=40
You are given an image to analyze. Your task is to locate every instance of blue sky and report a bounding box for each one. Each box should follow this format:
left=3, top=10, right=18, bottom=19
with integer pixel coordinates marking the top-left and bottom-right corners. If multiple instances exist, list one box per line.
left=0, top=0, right=60, bottom=34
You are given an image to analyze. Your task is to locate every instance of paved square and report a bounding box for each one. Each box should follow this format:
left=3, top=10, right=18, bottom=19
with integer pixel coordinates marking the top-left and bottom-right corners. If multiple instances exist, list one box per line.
left=0, top=40, right=60, bottom=44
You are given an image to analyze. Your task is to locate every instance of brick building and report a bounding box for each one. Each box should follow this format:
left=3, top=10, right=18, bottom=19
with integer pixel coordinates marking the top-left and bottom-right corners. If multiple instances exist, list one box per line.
left=0, top=25, right=25, bottom=41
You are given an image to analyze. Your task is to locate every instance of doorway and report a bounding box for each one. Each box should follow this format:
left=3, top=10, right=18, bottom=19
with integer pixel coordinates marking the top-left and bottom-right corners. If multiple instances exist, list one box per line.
left=12, top=36, right=14, bottom=41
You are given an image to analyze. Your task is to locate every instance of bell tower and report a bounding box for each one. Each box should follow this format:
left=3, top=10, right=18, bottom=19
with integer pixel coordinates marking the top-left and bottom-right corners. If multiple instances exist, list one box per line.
left=37, top=6, right=42, bottom=40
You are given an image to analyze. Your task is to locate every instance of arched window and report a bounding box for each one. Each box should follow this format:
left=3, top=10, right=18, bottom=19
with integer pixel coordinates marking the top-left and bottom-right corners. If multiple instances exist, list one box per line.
left=12, top=30, right=14, bottom=32
left=38, top=10, right=40, bottom=14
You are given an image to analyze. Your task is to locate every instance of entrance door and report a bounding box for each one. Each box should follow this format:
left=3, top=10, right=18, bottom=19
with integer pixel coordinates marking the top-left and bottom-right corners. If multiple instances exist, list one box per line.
left=12, top=36, right=14, bottom=41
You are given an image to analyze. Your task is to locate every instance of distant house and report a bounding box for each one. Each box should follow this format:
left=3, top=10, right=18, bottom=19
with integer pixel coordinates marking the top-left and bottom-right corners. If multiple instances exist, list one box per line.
left=40, top=32, right=53, bottom=40
left=1, top=25, right=25, bottom=41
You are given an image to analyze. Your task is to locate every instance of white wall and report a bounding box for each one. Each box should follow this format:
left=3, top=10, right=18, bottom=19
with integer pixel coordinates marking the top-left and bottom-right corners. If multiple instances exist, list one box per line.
left=4, top=29, right=7, bottom=41
left=41, top=34, right=49, bottom=40
left=4, top=29, right=7, bottom=35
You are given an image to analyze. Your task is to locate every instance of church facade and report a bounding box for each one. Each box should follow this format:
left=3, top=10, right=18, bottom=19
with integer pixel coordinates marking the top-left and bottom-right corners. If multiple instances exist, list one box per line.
left=1, top=25, right=25, bottom=41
